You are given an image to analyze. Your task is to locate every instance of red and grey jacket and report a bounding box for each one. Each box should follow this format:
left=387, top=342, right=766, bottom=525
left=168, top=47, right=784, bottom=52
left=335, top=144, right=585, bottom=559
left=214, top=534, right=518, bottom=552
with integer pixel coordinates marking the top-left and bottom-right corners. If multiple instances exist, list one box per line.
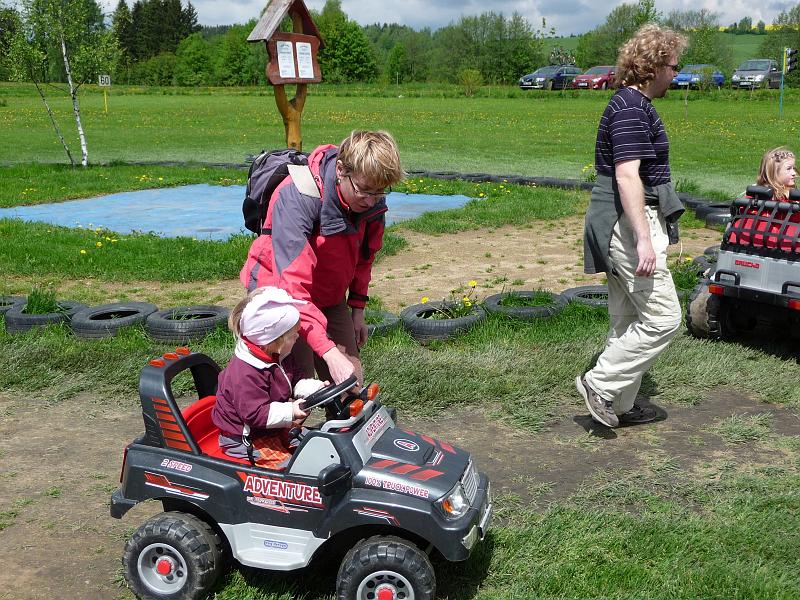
left=239, top=145, right=387, bottom=357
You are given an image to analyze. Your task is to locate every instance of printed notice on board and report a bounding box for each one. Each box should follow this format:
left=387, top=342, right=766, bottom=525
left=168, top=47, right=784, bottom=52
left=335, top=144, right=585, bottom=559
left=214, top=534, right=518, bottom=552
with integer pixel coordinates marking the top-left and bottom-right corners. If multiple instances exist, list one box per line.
left=277, top=41, right=296, bottom=78
left=296, top=42, right=314, bottom=79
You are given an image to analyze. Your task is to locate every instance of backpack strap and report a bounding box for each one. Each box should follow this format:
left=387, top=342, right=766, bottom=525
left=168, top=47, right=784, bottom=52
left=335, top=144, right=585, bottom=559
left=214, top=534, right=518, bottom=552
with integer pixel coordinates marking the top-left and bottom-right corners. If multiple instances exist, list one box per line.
left=287, top=164, right=321, bottom=199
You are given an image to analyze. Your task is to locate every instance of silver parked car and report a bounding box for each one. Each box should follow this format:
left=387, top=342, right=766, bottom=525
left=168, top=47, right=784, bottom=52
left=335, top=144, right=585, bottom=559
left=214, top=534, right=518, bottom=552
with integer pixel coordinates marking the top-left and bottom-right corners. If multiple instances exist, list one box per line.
left=731, top=59, right=781, bottom=89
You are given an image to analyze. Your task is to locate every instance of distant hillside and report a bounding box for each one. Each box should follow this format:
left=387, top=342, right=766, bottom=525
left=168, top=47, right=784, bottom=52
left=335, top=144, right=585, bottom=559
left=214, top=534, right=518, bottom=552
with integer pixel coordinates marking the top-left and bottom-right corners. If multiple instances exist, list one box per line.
left=547, top=32, right=769, bottom=70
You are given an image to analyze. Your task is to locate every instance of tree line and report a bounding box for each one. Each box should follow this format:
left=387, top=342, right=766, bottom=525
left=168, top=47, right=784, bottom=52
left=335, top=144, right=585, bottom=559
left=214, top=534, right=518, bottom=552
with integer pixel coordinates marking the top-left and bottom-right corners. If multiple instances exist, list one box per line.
left=5, top=0, right=800, bottom=88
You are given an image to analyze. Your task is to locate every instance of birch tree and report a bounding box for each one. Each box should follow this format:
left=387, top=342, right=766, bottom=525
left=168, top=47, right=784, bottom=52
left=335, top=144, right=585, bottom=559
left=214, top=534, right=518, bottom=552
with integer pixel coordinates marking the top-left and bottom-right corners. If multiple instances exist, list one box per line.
left=9, top=0, right=120, bottom=166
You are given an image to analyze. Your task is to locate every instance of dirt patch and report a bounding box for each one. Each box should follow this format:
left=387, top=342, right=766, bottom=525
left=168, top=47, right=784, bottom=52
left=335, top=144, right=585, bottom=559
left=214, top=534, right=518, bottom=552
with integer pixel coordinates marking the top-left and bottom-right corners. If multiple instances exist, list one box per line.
left=1, top=386, right=797, bottom=599
left=23, top=216, right=720, bottom=313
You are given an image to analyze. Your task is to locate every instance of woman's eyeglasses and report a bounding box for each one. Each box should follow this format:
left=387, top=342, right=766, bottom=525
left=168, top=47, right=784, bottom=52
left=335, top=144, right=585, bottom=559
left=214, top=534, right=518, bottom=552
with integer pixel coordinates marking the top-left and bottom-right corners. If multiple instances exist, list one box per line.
left=347, top=175, right=390, bottom=200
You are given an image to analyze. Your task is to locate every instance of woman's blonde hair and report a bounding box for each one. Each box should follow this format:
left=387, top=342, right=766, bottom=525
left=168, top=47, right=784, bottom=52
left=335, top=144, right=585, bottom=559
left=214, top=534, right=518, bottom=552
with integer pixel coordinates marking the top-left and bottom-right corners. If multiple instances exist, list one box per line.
left=758, top=147, right=796, bottom=200
left=615, top=24, right=687, bottom=88
left=229, top=288, right=299, bottom=354
left=338, top=130, right=405, bottom=189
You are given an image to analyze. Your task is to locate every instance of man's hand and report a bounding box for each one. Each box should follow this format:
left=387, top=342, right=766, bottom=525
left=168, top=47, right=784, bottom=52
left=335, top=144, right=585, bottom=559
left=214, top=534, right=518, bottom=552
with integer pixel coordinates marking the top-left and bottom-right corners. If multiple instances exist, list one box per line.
left=351, top=307, right=368, bottom=348
left=635, top=238, right=657, bottom=276
left=322, top=346, right=355, bottom=384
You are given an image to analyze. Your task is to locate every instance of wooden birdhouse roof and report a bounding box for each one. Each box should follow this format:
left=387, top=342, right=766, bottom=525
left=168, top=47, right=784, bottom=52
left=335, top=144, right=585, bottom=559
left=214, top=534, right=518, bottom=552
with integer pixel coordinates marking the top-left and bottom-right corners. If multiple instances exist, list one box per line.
left=247, top=0, right=323, bottom=46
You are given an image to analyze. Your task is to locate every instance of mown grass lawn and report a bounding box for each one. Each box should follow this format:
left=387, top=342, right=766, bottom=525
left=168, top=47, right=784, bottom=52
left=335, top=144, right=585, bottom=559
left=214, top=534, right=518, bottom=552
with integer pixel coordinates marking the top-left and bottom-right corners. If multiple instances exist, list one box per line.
left=1, top=82, right=799, bottom=599
left=2, top=82, right=800, bottom=198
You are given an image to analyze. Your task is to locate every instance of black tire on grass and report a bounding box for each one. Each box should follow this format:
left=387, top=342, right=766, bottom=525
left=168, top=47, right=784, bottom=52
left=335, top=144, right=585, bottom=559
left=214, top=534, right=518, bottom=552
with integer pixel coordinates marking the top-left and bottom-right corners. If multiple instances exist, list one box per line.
left=71, top=302, right=158, bottom=339
left=484, top=291, right=567, bottom=320
left=704, top=244, right=721, bottom=258
left=694, top=203, right=731, bottom=220
left=4, top=300, right=86, bottom=334
left=365, top=310, right=401, bottom=338
left=399, top=301, right=486, bottom=342
left=705, top=211, right=732, bottom=228
left=0, top=296, right=25, bottom=316
left=561, top=285, right=609, bottom=308
left=146, top=305, right=230, bottom=344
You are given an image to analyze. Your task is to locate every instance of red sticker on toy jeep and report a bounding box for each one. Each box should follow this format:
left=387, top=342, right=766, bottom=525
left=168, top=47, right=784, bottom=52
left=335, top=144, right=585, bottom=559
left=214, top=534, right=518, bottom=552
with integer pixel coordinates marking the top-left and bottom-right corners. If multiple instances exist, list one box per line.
left=237, top=472, right=323, bottom=507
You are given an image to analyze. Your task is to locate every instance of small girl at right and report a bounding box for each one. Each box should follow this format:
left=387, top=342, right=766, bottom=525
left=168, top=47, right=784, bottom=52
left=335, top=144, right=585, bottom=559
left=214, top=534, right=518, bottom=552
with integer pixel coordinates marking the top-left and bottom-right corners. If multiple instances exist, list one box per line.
left=731, top=147, right=800, bottom=251
left=756, top=147, right=796, bottom=200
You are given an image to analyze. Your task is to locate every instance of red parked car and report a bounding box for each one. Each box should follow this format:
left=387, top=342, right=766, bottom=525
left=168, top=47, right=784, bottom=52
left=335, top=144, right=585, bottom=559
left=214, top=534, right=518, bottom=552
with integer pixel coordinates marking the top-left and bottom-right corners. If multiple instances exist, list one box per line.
left=572, top=65, right=616, bottom=90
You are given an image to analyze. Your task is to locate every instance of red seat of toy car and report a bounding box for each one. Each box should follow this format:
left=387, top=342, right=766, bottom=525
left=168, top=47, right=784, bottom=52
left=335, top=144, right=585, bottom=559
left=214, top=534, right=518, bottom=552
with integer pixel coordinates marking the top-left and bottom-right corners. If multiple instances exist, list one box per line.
left=182, top=396, right=250, bottom=465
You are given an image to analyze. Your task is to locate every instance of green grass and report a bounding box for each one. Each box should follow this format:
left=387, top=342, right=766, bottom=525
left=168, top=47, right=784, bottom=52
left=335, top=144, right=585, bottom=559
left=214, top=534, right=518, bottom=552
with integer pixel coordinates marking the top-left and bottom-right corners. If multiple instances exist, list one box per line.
left=3, top=82, right=800, bottom=199
left=0, top=162, right=246, bottom=206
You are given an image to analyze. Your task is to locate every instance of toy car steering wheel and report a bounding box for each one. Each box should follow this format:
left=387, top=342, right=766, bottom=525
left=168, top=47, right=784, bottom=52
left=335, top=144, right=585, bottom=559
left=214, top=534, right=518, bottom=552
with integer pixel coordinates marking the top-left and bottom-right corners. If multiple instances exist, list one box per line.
left=300, top=374, right=359, bottom=411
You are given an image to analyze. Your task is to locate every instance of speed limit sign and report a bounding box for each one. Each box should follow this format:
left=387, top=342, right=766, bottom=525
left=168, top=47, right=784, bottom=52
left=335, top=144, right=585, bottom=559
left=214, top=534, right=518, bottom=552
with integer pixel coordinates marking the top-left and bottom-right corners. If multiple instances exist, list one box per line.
left=98, top=74, right=111, bottom=87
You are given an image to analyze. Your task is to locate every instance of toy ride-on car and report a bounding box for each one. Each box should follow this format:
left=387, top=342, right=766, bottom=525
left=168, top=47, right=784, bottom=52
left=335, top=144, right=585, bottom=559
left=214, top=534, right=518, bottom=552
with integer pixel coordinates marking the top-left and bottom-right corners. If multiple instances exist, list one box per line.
left=686, top=186, right=800, bottom=340
left=111, top=349, right=492, bottom=600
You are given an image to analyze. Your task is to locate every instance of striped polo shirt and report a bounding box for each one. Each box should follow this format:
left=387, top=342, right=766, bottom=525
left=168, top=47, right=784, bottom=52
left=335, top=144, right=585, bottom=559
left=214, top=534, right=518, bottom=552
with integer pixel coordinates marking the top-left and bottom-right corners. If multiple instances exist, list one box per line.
left=595, top=87, right=670, bottom=186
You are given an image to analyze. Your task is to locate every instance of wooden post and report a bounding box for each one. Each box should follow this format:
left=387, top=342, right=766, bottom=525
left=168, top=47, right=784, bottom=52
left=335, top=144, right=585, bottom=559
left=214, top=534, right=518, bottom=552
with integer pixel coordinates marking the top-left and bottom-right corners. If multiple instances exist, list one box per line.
left=272, top=11, right=307, bottom=151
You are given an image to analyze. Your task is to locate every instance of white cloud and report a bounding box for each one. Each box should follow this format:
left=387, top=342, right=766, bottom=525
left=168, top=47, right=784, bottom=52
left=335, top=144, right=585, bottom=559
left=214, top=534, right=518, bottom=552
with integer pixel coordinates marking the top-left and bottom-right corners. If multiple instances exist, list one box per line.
left=105, top=1, right=792, bottom=36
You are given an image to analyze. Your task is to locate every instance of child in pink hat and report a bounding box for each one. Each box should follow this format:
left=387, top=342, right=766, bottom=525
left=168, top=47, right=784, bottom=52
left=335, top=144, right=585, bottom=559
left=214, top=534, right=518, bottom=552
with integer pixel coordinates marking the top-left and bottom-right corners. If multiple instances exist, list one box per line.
left=212, top=286, right=326, bottom=468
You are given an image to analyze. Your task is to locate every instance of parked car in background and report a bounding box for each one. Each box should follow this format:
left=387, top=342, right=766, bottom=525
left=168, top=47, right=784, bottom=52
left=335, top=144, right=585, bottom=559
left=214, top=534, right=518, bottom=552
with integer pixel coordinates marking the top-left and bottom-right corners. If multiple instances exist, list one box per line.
left=572, top=65, right=616, bottom=90
left=671, top=64, right=725, bottom=89
left=731, top=59, right=781, bottom=89
left=519, top=65, right=583, bottom=90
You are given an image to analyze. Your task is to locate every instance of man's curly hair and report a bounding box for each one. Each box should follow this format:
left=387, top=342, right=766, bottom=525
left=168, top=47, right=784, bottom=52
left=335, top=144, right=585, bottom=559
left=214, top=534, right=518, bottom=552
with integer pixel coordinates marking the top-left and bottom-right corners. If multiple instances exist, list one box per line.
left=615, top=24, right=687, bottom=88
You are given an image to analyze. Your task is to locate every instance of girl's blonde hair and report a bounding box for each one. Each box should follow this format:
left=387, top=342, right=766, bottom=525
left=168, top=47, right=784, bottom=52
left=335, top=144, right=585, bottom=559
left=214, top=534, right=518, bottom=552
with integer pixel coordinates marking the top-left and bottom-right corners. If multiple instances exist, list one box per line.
left=615, top=24, right=687, bottom=88
left=229, top=289, right=300, bottom=354
left=758, top=147, right=796, bottom=200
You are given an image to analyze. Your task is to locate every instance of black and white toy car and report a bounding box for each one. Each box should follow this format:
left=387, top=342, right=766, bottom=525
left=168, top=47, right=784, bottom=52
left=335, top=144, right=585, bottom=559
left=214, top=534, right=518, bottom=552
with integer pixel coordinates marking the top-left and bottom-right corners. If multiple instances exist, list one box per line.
left=111, top=349, right=492, bottom=599
left=687, top=185, right=800, bottom=340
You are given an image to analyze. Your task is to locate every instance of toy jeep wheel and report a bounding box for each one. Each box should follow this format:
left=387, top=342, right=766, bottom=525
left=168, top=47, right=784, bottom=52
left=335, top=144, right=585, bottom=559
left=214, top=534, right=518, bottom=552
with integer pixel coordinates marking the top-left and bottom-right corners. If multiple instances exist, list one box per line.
left=337, top=535, right=435, bottom=600
left=123, top=511, right=222, bottom=600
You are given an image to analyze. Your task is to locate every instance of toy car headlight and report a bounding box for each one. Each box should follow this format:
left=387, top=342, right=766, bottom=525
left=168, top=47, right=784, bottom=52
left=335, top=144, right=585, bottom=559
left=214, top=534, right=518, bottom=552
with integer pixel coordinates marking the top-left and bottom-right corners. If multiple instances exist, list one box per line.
left=436, top=482, right=470, bottom=520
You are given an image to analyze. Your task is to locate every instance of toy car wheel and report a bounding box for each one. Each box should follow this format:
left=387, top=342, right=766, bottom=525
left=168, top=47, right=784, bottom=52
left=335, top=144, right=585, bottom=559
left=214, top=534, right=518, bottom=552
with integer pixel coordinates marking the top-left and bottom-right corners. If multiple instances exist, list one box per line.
left=301, top=374, right=359, bottom=411
left=337, top=535, right=435, bottom=600
left=123, top=511, right=222, bottom=600
left=685, top=281, right=722, bottom=339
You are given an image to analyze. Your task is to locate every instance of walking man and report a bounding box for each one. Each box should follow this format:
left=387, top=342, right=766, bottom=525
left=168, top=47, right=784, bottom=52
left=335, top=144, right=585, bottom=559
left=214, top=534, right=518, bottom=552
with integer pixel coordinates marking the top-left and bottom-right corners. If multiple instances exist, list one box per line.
left=577, top=24, right=688, bottom=427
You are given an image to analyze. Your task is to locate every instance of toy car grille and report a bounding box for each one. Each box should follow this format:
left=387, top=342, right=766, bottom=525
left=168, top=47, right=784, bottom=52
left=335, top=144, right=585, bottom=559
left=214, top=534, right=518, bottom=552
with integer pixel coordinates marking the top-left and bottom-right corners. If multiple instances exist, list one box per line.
left=461, top=460, right=479, bottom=505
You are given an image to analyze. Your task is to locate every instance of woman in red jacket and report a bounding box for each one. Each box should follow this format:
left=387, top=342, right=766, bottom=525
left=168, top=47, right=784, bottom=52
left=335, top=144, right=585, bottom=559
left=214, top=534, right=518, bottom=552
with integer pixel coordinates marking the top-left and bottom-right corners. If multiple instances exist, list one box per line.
left=240, top=130, right=404, bottom=385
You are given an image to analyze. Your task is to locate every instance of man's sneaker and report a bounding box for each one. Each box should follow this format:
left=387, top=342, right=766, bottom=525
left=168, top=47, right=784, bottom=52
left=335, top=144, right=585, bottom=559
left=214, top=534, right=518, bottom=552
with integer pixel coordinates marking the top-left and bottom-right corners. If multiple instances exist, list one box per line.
left=618, top=403, right=657, bottom=424
left=575, top=375, right=619, bottom=428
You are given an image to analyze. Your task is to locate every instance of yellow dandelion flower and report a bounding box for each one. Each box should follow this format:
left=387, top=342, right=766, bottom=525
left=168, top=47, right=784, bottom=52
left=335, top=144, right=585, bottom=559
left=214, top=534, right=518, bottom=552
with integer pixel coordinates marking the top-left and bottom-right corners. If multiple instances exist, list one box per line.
left=96, top=241, right=103, bottom=248
left=468, top=280, right=477, bottom=287
left=80, top=249, right=87, bottom=255
left=421, top=296, right=429, bottom=303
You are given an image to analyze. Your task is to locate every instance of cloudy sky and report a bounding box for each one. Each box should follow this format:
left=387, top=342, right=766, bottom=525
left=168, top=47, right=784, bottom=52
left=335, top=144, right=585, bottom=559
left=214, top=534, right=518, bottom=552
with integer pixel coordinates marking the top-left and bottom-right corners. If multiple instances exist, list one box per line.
left=147, top=0, right=796, bottom=36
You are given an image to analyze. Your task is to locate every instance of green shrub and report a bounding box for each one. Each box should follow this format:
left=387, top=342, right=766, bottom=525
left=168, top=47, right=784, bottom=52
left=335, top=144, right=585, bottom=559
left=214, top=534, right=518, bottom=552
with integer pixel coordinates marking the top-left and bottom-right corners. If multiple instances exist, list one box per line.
left=458, top=69, right=483, bottom=97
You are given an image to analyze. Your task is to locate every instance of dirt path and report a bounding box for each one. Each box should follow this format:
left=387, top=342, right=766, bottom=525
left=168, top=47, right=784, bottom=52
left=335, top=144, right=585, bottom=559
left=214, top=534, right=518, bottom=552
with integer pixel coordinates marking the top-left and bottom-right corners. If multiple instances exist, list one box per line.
left=0, top=221, right=744, bottom=600
left=1, top=387, right=797, bottom=600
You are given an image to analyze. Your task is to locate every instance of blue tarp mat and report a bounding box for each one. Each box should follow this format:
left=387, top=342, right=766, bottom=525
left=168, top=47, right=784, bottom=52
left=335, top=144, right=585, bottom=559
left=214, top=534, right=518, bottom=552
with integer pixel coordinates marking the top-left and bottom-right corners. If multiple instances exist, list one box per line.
left=0, top=184, right=472, bottom=240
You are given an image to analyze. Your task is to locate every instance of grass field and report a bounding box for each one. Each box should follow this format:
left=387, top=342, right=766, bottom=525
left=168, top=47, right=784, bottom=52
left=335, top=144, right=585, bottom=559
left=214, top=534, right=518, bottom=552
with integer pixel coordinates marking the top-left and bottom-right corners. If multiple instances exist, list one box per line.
left=2, top=82, right=799, bottom=199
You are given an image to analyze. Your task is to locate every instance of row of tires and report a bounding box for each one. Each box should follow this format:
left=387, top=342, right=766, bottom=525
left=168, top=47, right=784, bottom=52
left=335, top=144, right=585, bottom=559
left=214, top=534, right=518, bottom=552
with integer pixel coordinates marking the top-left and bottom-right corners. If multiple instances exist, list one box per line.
left=368, top=285, right=610, bottom=343
left=0, top=296, right=229, bottom=343
left=683, top=196, right=734, bottom=229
